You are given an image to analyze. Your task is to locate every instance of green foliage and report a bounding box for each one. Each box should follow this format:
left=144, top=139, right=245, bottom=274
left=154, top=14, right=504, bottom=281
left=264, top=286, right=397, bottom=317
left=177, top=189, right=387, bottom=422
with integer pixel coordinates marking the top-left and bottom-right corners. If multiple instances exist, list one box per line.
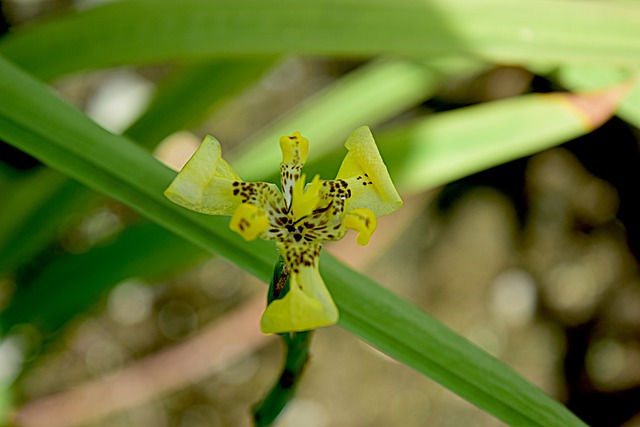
left=3, top=0, right=640, bottom=80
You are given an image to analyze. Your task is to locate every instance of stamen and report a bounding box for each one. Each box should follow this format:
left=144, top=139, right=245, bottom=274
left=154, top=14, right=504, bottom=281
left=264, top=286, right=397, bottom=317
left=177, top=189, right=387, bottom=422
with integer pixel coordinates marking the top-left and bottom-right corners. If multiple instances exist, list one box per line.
left=291, top=174, right=322, bottom=220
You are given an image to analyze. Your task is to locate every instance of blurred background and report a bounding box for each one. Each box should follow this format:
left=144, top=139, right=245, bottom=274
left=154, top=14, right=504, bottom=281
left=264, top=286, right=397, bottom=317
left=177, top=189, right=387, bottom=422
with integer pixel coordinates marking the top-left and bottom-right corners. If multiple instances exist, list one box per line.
left=1, top=1, right=640, bottom=426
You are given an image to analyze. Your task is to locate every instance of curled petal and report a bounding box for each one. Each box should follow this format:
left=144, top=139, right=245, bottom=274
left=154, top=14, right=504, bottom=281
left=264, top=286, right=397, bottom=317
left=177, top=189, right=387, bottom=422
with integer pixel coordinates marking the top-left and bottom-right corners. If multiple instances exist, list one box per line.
left=165, top=135, right=281, bottom=217
left=343, top=208, right=377, bottom=246
left=336, top=126, right=403, bottom=217
left=229, top=203, right=269, bottom=241
left=164, top=135, right=242, bottom=215
left=291, top=174, right=322, bottom=220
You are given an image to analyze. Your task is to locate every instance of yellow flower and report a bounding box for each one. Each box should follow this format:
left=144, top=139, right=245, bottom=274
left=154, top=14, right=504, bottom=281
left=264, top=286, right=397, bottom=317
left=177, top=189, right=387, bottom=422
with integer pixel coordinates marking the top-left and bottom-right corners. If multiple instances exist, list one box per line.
left=165, top=127, right=402, bottom=334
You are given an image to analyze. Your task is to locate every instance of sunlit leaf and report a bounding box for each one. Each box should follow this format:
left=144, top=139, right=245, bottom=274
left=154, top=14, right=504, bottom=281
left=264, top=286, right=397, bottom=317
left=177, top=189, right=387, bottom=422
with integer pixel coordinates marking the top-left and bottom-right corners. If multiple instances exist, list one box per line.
left=379, top=89, right=627, bottom=192
left=2, top=0, right=640, bottom=80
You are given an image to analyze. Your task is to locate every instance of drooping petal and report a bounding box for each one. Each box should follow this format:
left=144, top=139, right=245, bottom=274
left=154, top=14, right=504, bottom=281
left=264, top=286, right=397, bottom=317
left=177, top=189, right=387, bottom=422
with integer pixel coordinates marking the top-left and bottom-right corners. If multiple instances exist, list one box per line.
left=336, top=126, right=403, bottom=217
left=279, top=132, right=309, bottom=210
left=260, top=242, right=338, bottom=334
left=342, top=208, right=377, bottom=245
left=164, top=135, right=281, bottom=217
left=229, top=203, right=270, bottom=241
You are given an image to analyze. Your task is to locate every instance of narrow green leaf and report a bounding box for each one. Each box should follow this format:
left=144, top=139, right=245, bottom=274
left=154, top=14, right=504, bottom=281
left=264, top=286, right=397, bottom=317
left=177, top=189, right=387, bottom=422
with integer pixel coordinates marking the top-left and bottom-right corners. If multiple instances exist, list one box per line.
left=0, top=57, right=272, bottom=276
left=555, top=65, right=640, bottom=128
left=0, top=55, right=278, bottom=281
left=379, top=92, right=617, bottom=192
left=2, top=0, right=640, bottom=80
left=322, top=256, right=586, bottom=427
left=232, top=57, right=482, bottom=181
left=0, top=54, right=587, bottom=426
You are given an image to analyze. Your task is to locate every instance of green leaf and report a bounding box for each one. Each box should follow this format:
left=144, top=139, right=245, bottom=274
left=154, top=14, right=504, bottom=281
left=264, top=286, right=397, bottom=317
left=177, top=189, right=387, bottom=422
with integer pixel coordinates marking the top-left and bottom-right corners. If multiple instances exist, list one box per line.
left=0, top=55, right=278, bottom=281
left=379, top=91, right=620, bottom=192
left=3, top=0, right=640, bottom=80
left=324, top=256, right=585, bottom=427
left=554, top=65, right=640, bottom=128
left=232, top=57, right=482, bottom=181
left=0, top=57, right=272, bottom=276
left=0, top=54, right=586, bottom=426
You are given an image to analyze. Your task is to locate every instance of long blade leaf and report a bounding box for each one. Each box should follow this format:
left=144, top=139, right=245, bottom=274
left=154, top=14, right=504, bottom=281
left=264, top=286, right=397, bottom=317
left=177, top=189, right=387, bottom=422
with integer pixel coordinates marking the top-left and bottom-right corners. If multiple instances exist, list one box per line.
left=2, top=0, right=640, bottom=80
left=233, top=57, right=482, bottom=180
left=379, top=89, right=627, bottom=192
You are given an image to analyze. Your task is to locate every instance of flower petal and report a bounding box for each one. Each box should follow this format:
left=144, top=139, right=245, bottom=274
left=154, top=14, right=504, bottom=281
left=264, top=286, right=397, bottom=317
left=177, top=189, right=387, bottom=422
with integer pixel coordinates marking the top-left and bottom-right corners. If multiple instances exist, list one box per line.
left=342, top=208, right=377, bottom=246
left=164, top=135, right=242, bottom=215
left=261, top=264, right=338, bottom=334
left=261, top=243, right=338, bottom=334
left=229, top=203, right=270, bottom=241
left=164, top=135, right=281, bottom=216
left=336, top=126, right=403, bottom=217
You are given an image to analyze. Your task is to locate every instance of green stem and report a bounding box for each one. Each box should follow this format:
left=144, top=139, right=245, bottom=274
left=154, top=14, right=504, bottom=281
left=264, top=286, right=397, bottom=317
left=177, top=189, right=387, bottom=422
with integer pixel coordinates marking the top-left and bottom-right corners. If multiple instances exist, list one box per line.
left=253, top=331, right=313, bottom=426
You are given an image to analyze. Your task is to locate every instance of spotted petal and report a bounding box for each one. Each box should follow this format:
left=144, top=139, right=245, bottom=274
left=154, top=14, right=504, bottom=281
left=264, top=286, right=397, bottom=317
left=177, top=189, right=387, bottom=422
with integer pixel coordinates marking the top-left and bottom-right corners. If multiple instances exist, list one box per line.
left=261, top=243, right=338, bottom=334
left=165, top=136, right=280, bottom=216
left=336, top=126, right=403, bottom=217
left=229, top=203, right=269, bottom=241
left=279, top=132, right=309, bottom=210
